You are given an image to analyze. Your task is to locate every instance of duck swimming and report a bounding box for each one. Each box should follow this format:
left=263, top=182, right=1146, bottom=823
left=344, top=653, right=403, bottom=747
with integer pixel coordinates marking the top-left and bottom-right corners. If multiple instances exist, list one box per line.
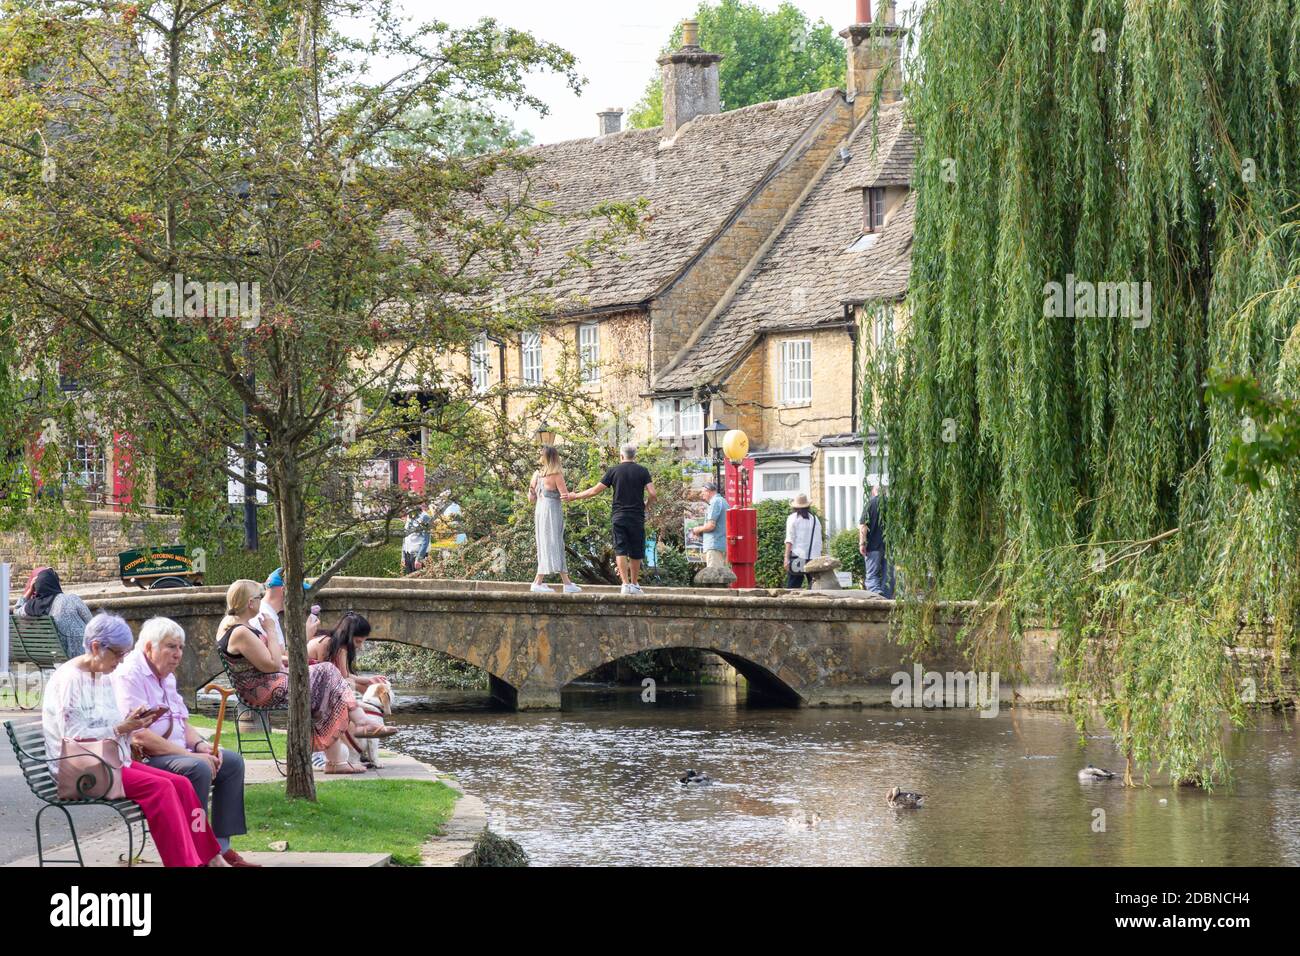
left=886, top=787, right=924, bottom=809
left=680, top=770, right=713, bottom=786
left=1078, top=764, right=1116, bottom=780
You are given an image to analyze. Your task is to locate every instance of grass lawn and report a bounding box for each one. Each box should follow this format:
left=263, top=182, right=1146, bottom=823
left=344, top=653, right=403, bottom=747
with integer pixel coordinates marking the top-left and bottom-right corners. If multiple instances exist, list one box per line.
left=188, top=713, right=290, bottom=760
left=232, top=778, right=459, bottom=866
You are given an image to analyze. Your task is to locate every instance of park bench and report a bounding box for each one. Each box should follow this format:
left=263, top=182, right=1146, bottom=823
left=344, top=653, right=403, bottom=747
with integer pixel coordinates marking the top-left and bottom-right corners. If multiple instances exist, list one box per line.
left=5, top=615, right=67, bottom=710
left=4, top=719, right=149, bottom=867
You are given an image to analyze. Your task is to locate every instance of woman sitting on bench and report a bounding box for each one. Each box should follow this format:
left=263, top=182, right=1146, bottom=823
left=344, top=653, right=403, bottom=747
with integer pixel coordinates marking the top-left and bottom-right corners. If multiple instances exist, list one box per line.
left=42, top=613, right=228, bottom=867
left=13, top=567, right=94, bottom=659
left=217, top=580, right=396, bottom=775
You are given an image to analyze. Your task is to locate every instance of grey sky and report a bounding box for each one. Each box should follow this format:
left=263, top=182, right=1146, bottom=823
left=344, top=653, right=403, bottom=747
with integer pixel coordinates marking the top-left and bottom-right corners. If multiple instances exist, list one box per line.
left=416, top=1, right=922, bottom=144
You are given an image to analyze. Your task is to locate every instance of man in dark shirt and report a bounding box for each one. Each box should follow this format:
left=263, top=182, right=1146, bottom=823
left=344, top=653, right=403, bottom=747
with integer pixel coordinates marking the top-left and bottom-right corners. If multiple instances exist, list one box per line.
left=565, top=444, right=657, bottom=594
left=858, top=484, right=894, bottom=597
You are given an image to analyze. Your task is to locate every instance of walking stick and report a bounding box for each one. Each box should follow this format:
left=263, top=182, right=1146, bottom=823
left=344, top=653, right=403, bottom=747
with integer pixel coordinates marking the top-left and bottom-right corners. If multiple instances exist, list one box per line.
left=202, top=684, right=237, bottom=753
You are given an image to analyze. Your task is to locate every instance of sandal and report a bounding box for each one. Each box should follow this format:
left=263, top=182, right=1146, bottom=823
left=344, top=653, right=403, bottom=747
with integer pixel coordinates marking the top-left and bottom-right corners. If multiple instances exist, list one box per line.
left=324, top=761, right=366, bottom=774
left=353, top=724, right=398, bottom=739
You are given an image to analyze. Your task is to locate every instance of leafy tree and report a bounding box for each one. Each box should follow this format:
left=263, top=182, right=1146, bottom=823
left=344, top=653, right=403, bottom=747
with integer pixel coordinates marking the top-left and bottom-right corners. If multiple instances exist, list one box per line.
left=626, top=0, right=843, bottom=129
left=379, top=101, right=534, bottom=160
left=866, top=0, right=1300, bottom=786
left=0, top=1, right=636, bottom=799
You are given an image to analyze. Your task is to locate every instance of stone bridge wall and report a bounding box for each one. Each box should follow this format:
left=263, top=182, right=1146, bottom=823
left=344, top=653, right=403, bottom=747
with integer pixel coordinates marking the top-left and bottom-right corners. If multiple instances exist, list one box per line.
left=88, top=578, right=1063, bottom=710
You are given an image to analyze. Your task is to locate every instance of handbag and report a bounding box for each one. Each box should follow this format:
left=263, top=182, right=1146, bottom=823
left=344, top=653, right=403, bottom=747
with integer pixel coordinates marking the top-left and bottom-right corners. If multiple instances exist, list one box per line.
left=57, top=737, right=126, bottom=801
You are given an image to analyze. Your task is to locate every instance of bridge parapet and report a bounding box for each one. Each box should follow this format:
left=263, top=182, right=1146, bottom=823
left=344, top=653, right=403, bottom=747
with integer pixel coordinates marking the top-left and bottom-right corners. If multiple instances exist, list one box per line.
left=87, top=578, right=1059, bottom=709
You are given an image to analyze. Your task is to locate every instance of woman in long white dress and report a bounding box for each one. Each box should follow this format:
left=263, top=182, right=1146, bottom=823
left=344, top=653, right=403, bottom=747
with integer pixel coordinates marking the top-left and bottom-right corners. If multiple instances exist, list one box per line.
left=529, top=446, right=581, bottom=593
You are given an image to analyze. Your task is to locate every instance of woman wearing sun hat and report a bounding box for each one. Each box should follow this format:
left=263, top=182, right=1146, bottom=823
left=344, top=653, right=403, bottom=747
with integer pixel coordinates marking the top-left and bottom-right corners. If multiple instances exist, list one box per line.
left=783, top=493, right=823, bottom=589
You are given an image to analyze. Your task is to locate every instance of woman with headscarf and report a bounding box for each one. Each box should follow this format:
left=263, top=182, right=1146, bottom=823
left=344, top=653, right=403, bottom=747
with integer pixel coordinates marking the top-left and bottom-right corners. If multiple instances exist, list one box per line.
left=13, top=568, right=94, bottom=659
left=41, top=613, right=228, bottom=867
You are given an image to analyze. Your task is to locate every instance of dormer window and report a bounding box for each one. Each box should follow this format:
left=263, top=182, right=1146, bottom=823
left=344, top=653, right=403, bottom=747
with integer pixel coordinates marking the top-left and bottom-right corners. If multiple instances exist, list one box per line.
left=863, top=187, right=886, bottom=233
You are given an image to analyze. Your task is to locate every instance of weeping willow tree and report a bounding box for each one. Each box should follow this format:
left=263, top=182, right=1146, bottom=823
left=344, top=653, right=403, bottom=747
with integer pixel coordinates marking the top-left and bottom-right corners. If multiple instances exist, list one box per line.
left=867, top=0, right=1300, bottom=786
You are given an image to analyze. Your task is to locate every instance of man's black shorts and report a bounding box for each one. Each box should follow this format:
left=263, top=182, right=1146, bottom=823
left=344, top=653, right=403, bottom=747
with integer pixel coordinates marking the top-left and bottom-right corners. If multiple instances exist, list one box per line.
left=611, top=513, right=646, bottom=560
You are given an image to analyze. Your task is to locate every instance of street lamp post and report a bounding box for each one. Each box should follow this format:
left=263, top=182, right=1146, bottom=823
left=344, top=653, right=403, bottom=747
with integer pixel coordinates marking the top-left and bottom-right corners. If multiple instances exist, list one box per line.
left=703, top=418, right=728, bottom=490
left=535, top=421, right=556, bottom=446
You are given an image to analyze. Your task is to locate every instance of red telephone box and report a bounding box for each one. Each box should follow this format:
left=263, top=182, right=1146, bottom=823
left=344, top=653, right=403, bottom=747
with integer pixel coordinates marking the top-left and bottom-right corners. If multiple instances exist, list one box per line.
left=724, top=457, right=757, bottom=588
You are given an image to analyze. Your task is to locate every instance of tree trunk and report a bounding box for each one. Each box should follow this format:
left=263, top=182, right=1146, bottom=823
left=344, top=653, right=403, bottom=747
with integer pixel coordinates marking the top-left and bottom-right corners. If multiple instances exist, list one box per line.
left=272, top=445, right=317, bottom=800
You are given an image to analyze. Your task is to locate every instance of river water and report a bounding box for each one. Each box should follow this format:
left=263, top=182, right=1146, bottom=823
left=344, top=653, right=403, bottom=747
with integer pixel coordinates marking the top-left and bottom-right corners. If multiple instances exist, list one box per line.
left=390, top=685, right=1300, bottom=866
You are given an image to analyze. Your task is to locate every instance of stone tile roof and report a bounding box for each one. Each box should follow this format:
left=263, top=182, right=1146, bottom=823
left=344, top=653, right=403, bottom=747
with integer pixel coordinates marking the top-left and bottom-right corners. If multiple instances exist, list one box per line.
left=654, top=104, right=916, bottom=392
left=842, top=105, right=916, bottom=189
left=380, top=89, right=844, bottom=315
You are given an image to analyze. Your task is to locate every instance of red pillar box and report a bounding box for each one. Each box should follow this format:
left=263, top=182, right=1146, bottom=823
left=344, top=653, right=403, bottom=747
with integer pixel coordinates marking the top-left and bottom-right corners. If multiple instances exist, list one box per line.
left=724, top=456, right=757, bottom=588
left=726, top=506, right=757, bottom=589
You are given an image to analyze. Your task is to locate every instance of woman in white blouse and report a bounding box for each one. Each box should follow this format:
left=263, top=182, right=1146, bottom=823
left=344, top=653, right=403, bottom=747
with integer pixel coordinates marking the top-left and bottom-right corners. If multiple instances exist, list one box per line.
left=42, top=613, right=228, bottom=867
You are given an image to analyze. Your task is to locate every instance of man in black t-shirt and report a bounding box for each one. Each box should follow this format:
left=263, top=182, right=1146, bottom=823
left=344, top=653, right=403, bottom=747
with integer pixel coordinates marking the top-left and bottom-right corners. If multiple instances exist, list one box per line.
left=564, top=443, right=657, bottom=594
left=858, top=484, right=894, bottom=597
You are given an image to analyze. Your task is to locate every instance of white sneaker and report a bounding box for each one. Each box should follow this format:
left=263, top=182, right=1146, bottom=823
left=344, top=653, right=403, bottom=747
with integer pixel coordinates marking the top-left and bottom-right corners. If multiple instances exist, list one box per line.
left=620, top=584, right=634, bottom=595
left=530, top=583, right=554, bottom=593
left=627, top=584, right=644, bottom=595
left=563, top=583, right=582, bottom=593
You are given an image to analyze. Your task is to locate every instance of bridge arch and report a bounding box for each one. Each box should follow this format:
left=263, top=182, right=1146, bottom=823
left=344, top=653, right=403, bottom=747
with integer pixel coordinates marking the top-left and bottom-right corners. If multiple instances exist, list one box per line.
left=563, top=648, right=803, bottom=706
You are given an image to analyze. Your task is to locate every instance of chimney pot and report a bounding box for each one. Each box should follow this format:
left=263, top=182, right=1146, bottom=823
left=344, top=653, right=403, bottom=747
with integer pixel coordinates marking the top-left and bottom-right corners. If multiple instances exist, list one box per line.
left=597, top=108, right=624, bottom=136
left=658, top=20, right=723, bottom=138
left=840, top=0, right=906, bottom=119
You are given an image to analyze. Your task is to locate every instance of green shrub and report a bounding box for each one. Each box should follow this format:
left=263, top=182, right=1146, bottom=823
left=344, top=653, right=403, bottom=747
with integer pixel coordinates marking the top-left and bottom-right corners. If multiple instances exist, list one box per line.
left=206, top=526, right=405, bottom=586
left=360, top=642, right=487, bottom=689
left=830, top=529, right=864, bottom=586
left=459, top=829, right=529, bottom=867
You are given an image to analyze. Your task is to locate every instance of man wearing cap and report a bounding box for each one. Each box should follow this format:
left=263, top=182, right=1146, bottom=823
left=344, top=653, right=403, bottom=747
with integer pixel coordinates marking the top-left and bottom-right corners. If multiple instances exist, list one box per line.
left=260, top=567, right=320, bottom=661
left=688, top=482, right=729, bottom=570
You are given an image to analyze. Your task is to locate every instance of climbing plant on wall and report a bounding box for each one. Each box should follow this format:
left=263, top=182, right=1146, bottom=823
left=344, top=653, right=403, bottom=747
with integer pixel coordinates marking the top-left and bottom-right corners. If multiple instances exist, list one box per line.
left=862, top=0, right=1300, bottom=786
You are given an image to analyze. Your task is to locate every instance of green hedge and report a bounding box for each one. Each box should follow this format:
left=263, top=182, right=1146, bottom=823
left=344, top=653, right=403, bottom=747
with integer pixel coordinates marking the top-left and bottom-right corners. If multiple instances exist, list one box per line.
left=207, top=531, right=404, bottom=586
left=830, top=530, right=864, bottom=586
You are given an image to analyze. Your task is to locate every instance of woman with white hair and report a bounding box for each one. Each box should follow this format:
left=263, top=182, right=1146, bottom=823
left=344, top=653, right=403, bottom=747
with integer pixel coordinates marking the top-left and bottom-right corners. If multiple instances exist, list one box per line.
left=112, top=616, right=256, bottom=866
left=41, top=613, right=228, bottom=867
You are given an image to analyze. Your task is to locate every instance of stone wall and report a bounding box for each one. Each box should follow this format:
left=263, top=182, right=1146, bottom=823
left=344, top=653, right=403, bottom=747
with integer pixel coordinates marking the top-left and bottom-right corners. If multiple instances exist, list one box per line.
left=0, top=510, right=182, bottom=586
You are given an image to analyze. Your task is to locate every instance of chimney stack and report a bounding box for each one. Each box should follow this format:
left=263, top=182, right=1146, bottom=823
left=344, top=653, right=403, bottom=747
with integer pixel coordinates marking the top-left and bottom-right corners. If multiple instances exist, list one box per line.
left=597, top=108, right=624, bottom=136
left=840, top=0, right=906, bottom=121
left=658, top=19, right=723, bottom=139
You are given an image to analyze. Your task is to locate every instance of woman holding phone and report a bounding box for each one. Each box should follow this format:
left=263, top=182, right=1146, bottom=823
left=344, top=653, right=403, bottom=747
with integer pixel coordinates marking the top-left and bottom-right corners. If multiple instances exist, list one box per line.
left=41, top=613, right=228, bottom=867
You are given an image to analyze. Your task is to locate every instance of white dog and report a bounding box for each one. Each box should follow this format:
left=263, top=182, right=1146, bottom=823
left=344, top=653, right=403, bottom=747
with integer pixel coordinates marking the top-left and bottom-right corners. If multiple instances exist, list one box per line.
left=351, top=682, right=393, bottom=768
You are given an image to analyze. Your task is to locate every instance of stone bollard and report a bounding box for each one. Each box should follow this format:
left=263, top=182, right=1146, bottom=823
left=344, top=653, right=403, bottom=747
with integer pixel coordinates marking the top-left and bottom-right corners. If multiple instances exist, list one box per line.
left=802, top=556, right=842, bottom=591
left=694, top=564, right=737, bottom=589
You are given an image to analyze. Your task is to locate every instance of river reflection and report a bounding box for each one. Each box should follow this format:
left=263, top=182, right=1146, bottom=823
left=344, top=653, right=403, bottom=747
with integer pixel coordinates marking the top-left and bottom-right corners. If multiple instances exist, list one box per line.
left=390, top=685, right=1300, bottom=866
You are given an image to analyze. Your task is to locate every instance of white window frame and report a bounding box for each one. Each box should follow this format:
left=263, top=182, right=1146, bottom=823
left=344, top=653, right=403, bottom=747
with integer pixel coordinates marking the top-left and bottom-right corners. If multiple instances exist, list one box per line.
left=521, top=331, right=542, bottom=386
left=579, top=322, right=600, bottom=384
left=823, top=447, right=864, bottom=537
left=470, top=334, right=491, bottom=394
left=780, top=339, right=812, bottom=406
left=679, top=400, right=704, bottom=436
left=655, top=398, right=676, bottom=438
left=752, top=462, right=811, bottom=503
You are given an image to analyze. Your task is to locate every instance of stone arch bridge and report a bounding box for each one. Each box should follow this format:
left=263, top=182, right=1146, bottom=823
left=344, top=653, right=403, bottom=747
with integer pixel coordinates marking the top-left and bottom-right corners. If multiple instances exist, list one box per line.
left=91, top=578, right=1059, bottom=710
